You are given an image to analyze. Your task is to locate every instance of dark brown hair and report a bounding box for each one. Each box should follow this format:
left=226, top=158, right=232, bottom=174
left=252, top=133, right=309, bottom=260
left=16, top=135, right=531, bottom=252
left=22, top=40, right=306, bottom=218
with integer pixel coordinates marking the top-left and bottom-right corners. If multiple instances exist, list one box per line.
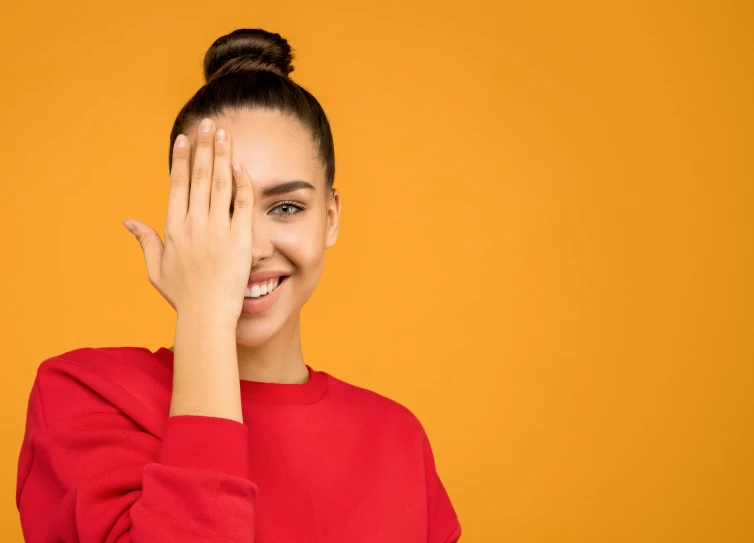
left=168, top=29, right=335, bottom=190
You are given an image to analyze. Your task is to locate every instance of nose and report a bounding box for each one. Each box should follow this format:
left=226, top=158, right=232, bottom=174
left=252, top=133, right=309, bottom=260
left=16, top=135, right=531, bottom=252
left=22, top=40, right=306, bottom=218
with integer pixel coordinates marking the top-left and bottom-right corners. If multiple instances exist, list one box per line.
left=250, top=213, right=275, bottom=267
left=230, top=181, right=274, bottom=266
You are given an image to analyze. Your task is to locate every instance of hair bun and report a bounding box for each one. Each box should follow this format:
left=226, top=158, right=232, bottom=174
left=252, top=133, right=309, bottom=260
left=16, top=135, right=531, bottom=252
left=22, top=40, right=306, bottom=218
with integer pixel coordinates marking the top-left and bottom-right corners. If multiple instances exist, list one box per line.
left=203, top=28, right=295, bottom=83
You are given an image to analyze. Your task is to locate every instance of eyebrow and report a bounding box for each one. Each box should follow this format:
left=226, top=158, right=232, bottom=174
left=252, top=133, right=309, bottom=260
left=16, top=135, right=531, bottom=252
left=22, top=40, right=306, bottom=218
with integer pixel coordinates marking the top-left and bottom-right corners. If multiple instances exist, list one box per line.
left=262, top=180, right=316, bottom=198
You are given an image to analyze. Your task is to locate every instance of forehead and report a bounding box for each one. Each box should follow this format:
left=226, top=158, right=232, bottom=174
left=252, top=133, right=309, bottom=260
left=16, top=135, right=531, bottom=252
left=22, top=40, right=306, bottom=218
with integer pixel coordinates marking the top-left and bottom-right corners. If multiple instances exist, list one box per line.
left=185, top=108, right=323, bottom=190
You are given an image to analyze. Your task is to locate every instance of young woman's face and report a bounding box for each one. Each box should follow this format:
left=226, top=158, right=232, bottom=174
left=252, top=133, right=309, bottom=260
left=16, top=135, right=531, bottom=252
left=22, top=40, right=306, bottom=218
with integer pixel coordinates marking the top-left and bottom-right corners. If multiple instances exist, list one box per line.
left=184, top=108, right=341, bottom=347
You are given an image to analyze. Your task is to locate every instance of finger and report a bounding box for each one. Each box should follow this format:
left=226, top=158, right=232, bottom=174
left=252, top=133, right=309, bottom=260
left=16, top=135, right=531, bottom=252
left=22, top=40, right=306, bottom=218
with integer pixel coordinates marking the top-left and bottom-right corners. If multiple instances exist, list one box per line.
left=166, top=135, right=190, bottom=231
left=230, top=161, right=253, bottom=240
left=209, top=126, right=233, bottom=227
left=187, top=117, right=216, bottom=223
left=123, top=219, right=164, bottom=285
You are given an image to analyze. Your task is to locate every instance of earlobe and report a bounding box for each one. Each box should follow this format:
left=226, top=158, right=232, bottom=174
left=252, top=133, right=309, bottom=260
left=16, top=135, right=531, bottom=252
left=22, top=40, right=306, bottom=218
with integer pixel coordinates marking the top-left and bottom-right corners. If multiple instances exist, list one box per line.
left=326, top=227, right=339, bottom=249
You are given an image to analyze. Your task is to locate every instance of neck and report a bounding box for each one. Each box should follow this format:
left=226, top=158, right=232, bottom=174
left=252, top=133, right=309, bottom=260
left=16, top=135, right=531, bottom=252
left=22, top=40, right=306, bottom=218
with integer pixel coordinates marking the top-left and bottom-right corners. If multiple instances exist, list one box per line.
left=168, top=313, right=309, bottom=385
left=237, top=313, right=309, bottom=384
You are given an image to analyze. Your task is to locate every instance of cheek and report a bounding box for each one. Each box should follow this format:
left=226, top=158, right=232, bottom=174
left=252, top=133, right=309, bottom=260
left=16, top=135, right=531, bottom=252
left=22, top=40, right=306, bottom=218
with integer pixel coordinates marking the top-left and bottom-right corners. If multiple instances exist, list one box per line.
left=270, top=219, right=326, bottom=271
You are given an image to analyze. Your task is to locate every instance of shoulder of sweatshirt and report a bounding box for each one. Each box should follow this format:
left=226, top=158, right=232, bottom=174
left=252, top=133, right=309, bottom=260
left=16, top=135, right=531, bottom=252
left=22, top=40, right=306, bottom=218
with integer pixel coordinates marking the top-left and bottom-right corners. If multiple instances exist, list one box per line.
left=319, top=371, right=431, bottom=444
left=32, top=346, right=171, bottom=435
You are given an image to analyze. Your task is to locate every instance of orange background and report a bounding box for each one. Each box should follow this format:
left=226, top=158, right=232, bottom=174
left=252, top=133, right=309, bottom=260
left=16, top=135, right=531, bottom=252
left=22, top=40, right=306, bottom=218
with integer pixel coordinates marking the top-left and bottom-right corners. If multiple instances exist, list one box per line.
left=1, top=1, right=752, bottom=541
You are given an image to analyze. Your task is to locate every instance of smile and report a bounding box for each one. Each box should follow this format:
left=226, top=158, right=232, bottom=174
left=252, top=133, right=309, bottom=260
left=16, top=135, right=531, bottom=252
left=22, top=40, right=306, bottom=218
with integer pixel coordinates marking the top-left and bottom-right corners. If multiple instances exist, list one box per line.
left=244, top=276, right=288, bottom=298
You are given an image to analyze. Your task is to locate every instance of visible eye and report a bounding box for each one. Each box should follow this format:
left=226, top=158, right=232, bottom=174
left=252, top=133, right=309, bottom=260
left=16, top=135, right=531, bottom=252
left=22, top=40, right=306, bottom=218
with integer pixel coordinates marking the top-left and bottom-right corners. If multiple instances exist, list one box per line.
left=269, top=201, right=307, bottom=217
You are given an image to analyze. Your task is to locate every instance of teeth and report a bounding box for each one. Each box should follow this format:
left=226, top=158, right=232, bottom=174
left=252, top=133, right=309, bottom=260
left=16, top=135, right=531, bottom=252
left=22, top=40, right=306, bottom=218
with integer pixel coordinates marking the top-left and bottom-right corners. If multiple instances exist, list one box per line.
left=245, top=277, right=281, bottom=298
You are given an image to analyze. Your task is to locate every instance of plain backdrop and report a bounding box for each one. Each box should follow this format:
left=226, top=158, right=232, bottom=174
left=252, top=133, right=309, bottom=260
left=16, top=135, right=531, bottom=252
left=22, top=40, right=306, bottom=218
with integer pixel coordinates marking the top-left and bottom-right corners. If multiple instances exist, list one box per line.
left=1, top=1, right=752, bottom=541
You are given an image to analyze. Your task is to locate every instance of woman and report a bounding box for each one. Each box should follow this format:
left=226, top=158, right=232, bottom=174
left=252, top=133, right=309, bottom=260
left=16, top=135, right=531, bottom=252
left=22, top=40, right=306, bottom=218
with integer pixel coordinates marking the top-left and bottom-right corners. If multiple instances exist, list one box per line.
left=16, top=28, right=461, bottom=542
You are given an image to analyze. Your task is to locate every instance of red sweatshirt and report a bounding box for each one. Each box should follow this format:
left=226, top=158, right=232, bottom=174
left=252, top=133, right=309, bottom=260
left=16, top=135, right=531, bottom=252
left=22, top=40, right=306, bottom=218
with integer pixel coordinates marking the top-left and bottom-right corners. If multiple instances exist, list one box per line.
left=16, top=346, right=461, bottom=542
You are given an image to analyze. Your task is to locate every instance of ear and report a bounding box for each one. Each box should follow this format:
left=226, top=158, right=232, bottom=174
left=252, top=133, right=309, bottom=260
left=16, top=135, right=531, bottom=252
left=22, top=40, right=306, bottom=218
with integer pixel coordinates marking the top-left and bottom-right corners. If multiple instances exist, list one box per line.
left=325, top=188, right=341, bottom=249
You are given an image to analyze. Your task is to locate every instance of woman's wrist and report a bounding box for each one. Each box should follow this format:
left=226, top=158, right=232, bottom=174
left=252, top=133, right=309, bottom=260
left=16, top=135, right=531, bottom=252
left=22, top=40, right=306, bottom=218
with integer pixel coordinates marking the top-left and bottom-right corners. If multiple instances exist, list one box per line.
left=170, top=314, right=243, bottom=423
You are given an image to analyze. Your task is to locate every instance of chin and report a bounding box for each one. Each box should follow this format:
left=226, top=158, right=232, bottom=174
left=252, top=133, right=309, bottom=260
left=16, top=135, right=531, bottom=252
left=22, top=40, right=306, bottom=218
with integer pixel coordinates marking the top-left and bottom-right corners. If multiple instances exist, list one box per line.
left=234, top=314, right=292, bottom=348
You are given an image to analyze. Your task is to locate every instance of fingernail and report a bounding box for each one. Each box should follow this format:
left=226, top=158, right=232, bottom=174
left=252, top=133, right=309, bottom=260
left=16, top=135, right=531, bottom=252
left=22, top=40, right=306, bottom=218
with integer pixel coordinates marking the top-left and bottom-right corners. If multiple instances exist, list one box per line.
left=200, top=118, right=212, bottom=132
left=122, top=220, right=137, bottom=234
left=233, top=162, right=242, bottom=175
left=175, top=135, right=186, bottom=148
left=216, top=128, right=226, bottom=143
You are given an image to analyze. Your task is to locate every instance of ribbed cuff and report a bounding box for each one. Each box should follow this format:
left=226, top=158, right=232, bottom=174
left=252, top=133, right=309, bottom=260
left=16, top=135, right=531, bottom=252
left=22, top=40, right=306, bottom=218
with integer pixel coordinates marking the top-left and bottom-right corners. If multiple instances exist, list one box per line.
left=158, top=415, right=249, bottom=479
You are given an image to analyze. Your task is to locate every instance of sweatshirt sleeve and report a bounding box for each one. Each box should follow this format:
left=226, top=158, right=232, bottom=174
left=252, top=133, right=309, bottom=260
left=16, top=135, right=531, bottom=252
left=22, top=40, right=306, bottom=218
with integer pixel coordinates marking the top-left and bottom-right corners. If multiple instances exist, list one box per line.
left=16, top=375, right=258, bottom=542
left=423, top=432, right=462, bottom=543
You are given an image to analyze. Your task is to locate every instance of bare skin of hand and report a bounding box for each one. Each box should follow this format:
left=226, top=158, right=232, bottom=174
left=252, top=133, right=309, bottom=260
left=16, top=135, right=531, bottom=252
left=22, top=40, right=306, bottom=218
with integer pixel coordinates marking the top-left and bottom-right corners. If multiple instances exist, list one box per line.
left=122, top=117, right=254, bottom=322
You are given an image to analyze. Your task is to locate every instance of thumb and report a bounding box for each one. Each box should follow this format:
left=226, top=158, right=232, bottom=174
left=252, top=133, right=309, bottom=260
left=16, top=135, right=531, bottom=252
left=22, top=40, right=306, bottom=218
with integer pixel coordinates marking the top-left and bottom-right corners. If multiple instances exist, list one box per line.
left=122, top=219, right=163, bottom=281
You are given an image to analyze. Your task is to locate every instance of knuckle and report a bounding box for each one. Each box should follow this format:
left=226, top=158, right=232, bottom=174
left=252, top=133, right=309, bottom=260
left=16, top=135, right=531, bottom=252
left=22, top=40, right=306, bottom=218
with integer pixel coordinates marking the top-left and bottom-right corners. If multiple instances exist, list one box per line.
left=192, top=167, right=210, bottom=183
left=233, top=196, right=251, bottom=209
left=184, top=219, right=200, bottom=236
left=212, top=176, right=229, bottom=191
left=235, top=179, right=252, bottom=193
left=164, top=226, right=178, bottom=242
left=169, top=174, right=187, bottom=189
